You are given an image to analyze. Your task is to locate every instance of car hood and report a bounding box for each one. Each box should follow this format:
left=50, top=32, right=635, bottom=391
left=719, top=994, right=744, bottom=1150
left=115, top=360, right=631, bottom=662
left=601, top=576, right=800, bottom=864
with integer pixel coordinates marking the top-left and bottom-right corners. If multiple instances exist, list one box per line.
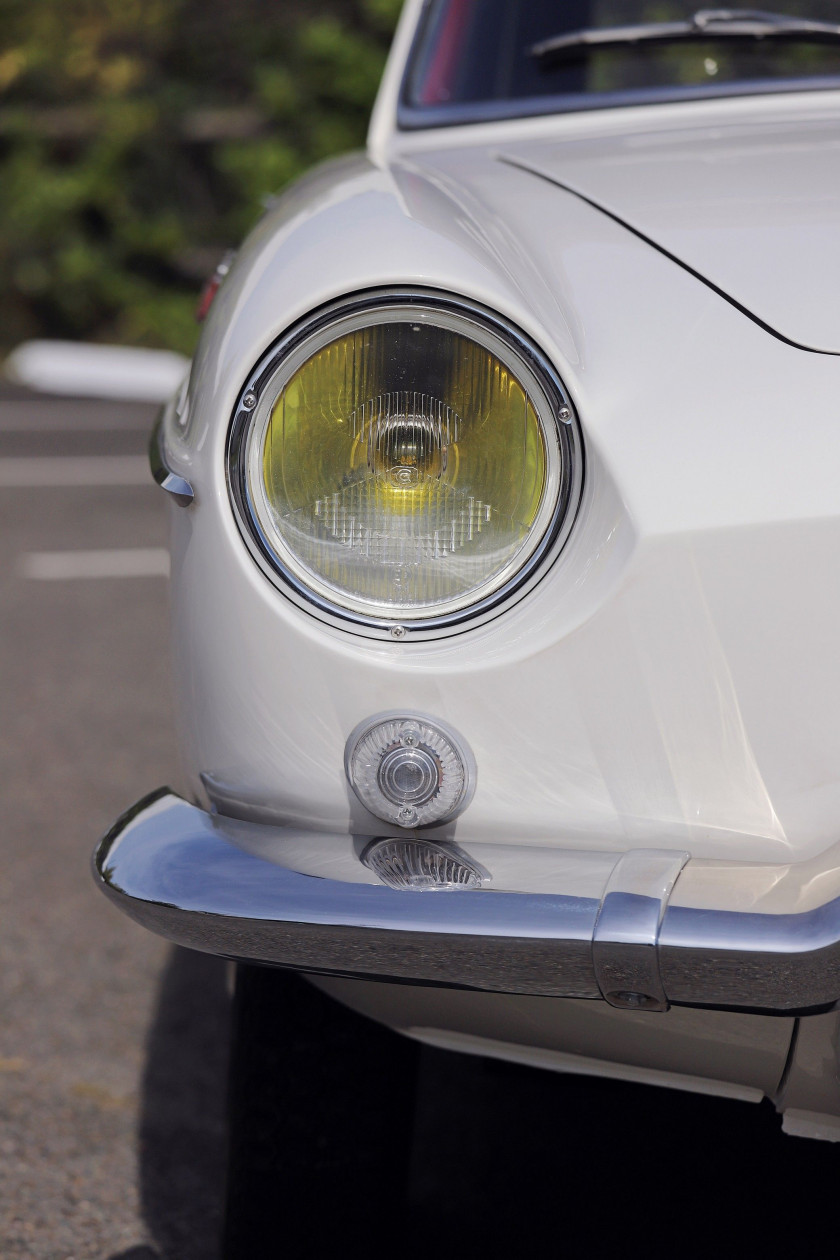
left=500, top=112, right=840, bottom=355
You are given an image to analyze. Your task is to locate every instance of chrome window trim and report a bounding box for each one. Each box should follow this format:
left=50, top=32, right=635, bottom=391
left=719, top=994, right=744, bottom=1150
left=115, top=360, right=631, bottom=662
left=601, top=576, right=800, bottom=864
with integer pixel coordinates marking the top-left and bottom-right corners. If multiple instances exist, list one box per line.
left=397, top=77, right=840, bottom=131
left=226, top=289, right=584, bottom=642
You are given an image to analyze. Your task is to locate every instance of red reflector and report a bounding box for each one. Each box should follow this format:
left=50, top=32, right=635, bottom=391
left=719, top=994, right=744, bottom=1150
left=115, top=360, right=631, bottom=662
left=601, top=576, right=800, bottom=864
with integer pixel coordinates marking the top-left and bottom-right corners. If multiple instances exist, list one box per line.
left=195, top=250, right=236, bottom=323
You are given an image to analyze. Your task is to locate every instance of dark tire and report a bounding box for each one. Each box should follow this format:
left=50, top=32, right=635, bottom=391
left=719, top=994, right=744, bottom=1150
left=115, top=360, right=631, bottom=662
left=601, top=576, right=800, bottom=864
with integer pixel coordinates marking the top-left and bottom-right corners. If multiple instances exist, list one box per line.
left=222, top=965, right=419, bottom=1258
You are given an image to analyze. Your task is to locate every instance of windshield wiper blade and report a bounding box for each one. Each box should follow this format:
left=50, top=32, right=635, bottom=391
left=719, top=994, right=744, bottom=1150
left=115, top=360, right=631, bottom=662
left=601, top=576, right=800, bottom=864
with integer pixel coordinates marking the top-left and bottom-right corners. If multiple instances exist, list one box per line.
left=530, top=9, right=840, bottom=66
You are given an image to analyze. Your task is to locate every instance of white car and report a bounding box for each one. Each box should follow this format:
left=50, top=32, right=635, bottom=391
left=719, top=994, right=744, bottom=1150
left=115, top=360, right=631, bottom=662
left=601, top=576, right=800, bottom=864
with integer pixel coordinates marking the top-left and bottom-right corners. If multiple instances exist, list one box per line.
left=96, top=0, right=840, bottom=1202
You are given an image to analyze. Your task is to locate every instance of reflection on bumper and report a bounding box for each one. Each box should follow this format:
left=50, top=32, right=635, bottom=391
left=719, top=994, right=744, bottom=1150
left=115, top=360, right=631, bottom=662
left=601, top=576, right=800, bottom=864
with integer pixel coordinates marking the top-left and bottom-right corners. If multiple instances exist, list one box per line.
left=93, top=789, right=840, bottom=1015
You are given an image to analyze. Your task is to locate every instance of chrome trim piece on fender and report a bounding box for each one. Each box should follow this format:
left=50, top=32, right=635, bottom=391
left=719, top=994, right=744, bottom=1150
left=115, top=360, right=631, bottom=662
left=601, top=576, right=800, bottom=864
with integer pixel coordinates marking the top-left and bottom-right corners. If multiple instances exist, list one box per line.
left=593, top=850, right=690, bottom=1012
left=93, top=789, right=840, bottom=1014
left=149, top=415, right=193, bottom=506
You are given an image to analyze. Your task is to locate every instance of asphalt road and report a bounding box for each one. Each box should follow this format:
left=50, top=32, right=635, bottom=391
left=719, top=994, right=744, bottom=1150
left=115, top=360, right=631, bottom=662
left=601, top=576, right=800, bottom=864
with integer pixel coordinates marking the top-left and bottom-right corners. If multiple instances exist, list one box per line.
left=3, top=386, right=840, bottom=1260
left=0, top=387, right=229, bottom=1260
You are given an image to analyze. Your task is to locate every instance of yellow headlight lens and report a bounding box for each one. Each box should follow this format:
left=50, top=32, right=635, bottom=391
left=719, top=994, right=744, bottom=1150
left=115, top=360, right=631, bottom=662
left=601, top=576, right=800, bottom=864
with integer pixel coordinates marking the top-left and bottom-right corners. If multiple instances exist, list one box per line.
left=241, top=302, right=572, bottom=624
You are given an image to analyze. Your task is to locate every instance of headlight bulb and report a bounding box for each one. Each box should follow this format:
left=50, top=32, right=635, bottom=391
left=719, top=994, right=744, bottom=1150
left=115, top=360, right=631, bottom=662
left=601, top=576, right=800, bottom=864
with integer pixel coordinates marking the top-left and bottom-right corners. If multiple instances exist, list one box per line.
left=362, top=392, right=455, bottom=489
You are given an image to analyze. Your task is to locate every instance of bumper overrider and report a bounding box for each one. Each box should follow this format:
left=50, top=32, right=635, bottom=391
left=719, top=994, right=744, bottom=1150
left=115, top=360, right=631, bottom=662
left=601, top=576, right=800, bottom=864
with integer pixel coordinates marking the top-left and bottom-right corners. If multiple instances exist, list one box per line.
left=93, top=789, right=840, bottom=1016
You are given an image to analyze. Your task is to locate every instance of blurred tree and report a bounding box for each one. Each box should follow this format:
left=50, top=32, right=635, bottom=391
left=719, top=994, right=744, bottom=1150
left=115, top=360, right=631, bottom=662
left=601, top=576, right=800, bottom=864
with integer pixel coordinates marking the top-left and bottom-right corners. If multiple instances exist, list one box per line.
left=0, top=0, right=402, bottom=353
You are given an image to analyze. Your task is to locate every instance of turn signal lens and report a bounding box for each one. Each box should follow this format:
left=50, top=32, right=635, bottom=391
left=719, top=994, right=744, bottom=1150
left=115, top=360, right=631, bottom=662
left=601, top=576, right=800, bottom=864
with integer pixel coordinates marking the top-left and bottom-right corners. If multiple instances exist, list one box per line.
left=345, top=713, right=475, bottom=829
left=235, top=299, right=577, bottom=626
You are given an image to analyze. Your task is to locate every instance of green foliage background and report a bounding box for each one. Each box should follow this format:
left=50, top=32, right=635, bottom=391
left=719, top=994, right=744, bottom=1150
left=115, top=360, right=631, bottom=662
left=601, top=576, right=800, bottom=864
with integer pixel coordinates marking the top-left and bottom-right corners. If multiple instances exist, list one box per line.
left=0, top=0, right=402, bottom=354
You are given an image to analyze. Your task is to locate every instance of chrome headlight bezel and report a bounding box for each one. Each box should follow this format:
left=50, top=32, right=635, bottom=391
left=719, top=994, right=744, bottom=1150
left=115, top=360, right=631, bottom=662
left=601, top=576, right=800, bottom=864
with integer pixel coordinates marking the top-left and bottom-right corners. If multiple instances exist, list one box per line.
left=227, top=290, right=584, bottom=640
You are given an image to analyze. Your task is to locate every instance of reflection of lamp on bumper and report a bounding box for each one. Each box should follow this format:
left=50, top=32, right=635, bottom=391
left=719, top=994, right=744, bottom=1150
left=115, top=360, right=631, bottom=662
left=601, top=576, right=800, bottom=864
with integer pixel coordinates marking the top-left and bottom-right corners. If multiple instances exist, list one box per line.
left=362, top=837, right=486, bottom=891
left=345, top=713, right=475, bottom=829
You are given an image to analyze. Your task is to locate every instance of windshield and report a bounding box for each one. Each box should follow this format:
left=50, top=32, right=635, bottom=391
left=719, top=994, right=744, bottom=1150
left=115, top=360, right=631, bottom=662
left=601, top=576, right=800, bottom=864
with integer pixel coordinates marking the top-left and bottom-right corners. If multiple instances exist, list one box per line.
left=403, top=1, right=840, bottom=125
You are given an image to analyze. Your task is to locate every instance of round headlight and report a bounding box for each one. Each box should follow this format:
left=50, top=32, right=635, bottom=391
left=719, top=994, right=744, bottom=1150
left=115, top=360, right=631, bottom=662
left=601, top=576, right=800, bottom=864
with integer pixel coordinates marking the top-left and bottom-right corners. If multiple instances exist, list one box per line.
left=229, top=294, right=581, bottom=633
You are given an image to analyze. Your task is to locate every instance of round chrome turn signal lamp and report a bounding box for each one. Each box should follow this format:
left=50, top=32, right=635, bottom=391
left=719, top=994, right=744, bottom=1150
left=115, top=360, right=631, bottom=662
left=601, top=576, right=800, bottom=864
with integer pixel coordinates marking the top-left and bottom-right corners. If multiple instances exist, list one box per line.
left=345, top=712, right=475, bottom=829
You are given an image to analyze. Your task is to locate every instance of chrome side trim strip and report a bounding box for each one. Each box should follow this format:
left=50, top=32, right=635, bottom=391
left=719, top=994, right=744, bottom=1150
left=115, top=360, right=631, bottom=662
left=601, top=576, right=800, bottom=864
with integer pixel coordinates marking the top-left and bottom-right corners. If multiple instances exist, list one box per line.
left=149, top=415, right=193, bottom=505
left=593, top=850, right=690, bottom=1012
left=93, top=789, right=840, bottom=1013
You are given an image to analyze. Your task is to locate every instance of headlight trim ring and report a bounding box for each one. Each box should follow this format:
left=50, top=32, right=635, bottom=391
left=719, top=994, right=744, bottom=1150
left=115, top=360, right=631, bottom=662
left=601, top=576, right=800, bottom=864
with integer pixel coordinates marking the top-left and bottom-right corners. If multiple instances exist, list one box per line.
left=227, top=289, right=584, bottom=641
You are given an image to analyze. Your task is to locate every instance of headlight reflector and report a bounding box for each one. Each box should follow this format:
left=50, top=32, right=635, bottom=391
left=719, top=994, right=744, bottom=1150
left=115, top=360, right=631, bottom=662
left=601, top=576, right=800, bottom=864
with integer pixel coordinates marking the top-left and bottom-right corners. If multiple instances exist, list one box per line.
left=231, top=296, right=579, bottom=630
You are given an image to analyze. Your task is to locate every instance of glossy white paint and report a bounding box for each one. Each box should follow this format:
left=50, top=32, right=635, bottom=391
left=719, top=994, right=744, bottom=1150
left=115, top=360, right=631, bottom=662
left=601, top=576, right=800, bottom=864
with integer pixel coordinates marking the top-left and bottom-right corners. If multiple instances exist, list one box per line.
left=162, top=3, right=840, bottom=1128
left=312, top=976, right=793, bottom=1102
left=506, top=114, right=840, bottom=355
left=778, top=1012, right=840, bottom=1140
left=167, top=138, right=840, bottom=867
left=373, top=9, right=840, bottom=354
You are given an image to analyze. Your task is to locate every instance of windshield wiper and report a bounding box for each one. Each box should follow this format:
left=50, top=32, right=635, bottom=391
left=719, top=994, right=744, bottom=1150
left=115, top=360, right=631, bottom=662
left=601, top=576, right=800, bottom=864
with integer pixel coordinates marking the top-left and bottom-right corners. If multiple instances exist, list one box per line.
left=531, top=8, right=840, bottom=66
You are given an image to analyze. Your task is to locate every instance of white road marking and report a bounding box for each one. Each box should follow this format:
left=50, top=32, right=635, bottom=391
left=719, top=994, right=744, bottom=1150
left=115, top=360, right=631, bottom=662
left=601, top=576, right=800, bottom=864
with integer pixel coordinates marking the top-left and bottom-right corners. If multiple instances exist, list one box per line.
left=5, top=340, right=189, bottom=403
left=0, top=456, right=150, bottom=487
left=20, top=548, right=170, bottom=580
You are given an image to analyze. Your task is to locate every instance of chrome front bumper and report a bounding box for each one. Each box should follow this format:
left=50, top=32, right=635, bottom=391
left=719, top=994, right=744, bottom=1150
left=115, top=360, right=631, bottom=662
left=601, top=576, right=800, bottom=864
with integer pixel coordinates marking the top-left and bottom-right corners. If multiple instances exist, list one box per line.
left=93, top=789, right=840, bottom=1016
